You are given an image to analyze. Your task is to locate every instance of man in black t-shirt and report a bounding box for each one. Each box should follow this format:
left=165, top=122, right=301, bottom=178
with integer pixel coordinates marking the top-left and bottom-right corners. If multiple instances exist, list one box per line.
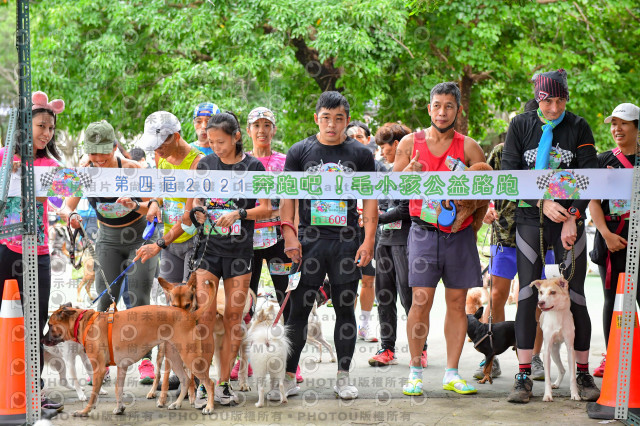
left=502, top=69, right=600, bottom=403
left=274, top=91, right=378, bottom=401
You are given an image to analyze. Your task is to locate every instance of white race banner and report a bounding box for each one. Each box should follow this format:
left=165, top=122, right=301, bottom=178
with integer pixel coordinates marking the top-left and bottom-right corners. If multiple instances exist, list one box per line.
left=5, top=166, right=635, bottom=200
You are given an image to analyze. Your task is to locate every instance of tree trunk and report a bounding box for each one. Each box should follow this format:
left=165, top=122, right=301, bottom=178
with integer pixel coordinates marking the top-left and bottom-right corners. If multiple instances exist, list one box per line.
left=458, top=65, right=492, bottom=137
left=290, top=37, right=343, bottom=93
left=458, top=73, right=472, bottom=136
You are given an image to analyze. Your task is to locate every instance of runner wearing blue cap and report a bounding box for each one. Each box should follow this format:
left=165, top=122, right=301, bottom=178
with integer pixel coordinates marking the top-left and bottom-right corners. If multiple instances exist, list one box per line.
left=190, top=102, right=220, bottom=156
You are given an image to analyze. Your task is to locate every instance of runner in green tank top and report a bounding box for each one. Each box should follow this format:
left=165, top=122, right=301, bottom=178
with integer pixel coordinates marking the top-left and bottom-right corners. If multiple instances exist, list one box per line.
left=135, top=111, right=203, bottom=285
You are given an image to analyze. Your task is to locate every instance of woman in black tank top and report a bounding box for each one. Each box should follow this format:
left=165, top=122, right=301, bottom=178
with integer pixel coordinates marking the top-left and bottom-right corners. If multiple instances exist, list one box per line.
left=59, top=120, right=160, bottom=377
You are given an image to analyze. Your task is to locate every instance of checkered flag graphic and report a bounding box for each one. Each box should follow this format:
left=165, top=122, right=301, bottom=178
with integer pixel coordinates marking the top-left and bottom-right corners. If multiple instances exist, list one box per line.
left=524, top=146, right=575, bottom=168
left=524, top=148, right=537, bottom=167
left=536, top=170, right=589, bottom=190
left=536, top=172, right=552, bottom=190
left=574, top=173, right=589, bottom=190
left=39, top=167, right=93, bottom=191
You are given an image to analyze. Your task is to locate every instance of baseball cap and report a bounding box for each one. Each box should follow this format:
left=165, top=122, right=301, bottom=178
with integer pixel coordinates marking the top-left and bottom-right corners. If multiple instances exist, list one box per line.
left=193, top=102, right=220, bottom=120
left=84, top=120, right=117, bottom=154
left=138, top=111, right=182, bottom=151
left=247, top=107, right=276, bottom=126
left=604, top=103, right=640, bottom=123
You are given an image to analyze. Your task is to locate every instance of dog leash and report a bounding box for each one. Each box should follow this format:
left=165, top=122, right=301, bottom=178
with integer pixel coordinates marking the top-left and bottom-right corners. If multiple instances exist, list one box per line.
left=90, top=218, right=158, bottom=307
left=184, top=206, right=213, bottom=283
left=272, top=263, right=302, bottom=327
left=538, top=200, right=576, bottom=281
left=67, top=214, right=112, bottom=301
left=474, top=222, right=496, bottom=351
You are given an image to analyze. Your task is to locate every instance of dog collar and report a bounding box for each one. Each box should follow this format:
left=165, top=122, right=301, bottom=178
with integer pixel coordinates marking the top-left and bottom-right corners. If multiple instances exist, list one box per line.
left=73, top=310, right=88, bottom=343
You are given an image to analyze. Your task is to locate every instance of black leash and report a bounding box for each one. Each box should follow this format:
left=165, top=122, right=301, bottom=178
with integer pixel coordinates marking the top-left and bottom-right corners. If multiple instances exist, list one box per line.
left=184, top=206, right=213, bottom=283
left=474, top=221, right=496, bottom=352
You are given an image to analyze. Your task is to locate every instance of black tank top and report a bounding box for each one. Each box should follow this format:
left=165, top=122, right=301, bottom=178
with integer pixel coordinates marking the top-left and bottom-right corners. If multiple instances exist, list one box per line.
left=87, top=158, right=143, bottom=226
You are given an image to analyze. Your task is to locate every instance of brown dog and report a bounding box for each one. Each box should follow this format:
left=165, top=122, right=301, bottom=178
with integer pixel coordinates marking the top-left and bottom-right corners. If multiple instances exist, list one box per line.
left=146, top=276, right=201, bottom=407
left=43, top=280, right=217, bottom=416
left=436, top=162, right=493, bottom=234
left=61, top=242, right=95, bottom=302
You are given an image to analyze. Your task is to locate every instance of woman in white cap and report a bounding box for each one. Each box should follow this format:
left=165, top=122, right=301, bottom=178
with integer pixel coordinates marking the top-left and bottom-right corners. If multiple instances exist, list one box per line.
left=0, top=91, right=66, bottom=413
left=589, top=102, right=640, bottom=377
left=60, top=120, right=160, bottom=385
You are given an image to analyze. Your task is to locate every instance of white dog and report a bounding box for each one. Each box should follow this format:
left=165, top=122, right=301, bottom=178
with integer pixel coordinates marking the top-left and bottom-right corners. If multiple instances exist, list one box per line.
left=248, top=302, right=291, bottom=407
left=530, top=277, right=580, bottom=402
left=43, top=340, right=107, bottom=401
left=306, top=301, right=336, bottom=363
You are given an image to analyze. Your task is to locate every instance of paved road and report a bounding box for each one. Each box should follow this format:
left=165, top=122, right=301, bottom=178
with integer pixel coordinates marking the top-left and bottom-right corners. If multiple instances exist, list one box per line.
left=42, top=268, right=612, bottom=425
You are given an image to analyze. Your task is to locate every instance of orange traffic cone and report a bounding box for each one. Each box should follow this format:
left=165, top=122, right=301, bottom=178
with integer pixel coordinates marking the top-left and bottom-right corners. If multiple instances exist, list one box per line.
left=587, top=273, right=640, bottom=419
left=0, top=279, right=26, bottom=425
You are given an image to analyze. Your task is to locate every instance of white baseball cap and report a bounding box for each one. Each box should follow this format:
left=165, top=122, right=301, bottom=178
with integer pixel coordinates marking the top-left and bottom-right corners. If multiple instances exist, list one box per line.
left=138, top=111, right=181, bottom=151
left=604, top=103, right=640, bottom=123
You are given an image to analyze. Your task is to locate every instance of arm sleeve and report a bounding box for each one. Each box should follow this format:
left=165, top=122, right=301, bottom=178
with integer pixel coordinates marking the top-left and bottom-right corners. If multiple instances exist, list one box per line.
left=502, top=116, right=538, bottom=207
left=571, top=119, right=598, bottom=213
left=378, top=200, right=410, bottom=224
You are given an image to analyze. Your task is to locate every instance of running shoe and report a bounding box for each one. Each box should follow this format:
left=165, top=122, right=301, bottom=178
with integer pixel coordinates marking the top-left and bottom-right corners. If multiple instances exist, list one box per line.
left=594, top=354, right=606, bottom=378
left=138, top=358, right=155, bottom=384
left=369, top=349, right=398, bottom=366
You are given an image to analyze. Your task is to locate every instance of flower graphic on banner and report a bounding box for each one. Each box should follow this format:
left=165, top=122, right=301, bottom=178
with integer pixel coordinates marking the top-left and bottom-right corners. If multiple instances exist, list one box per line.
left=536, top=170, right=589, bottom=200
left=40, top=167, right=92, bottom=198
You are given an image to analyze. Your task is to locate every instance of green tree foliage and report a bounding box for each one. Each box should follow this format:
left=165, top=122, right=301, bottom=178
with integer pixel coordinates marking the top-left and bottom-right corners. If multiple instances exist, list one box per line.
left=18, top=0, right=640, bottom=154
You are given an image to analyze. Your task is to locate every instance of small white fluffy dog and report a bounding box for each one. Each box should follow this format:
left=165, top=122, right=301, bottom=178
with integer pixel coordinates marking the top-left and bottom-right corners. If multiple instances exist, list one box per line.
left=43, top=340, right=107, bottom=401
left=530, top=277, right=580, bottom=402
left=248, top=301, right=291, bottom=407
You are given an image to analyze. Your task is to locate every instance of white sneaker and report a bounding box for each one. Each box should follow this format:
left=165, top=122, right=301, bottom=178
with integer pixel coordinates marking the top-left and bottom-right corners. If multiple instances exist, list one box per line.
left=334, top=372, right=358, bottom=400
left=358, top=324, right=378, bottom=342
left=267, top=376, right=299, bottom=401
left=214, top=381, right=238, bottom=406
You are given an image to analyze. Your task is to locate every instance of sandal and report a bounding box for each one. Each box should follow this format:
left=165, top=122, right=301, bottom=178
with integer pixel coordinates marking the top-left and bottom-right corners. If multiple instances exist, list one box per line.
left=443, top=378, right=477, bottom=395
left=402, top=378, right=423, bottom=396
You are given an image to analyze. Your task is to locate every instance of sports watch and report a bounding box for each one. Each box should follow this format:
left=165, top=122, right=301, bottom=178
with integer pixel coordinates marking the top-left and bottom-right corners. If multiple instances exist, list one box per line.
left=567, top=206, right=581, bottom=220
left=156, top=239, right=168, bottom=250
left=238, top=208, right=248, bottom=219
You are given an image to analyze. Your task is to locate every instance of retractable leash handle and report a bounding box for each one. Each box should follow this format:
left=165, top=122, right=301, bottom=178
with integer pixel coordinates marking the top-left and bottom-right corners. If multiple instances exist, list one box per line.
left=142, top=217, right=158, bottom=240
left=438, top=200, right=456, bottom=227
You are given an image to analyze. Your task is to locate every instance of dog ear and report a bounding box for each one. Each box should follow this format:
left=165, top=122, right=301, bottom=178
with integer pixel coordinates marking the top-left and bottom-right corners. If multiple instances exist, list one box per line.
left=186, top=273, right=198, bottom=289
left=529, top=280, right=542, bottom=290
left=557, top=278, right=568, bottom=290
left=474, top=306, right=484, bottom=319
left=60, top=302, right=72, bottom=308
left=158, top=277, right=175, bottom=293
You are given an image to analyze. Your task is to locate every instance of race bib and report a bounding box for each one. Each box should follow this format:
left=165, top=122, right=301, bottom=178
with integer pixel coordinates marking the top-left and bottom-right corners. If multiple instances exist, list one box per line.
left=310, top=200, right=347, bottom=226
left=2, top=197, right=46, bottom=245
left=382, top=221, right=402, bottom=230
left=609, top=199, right=631, bottom=218
left=419, top=200, right=439, bottom=224
left=162, top=199, right=186, bottom=225
left=253, top=226, right=278, bottom=249
left=269, top=262, right=292, bottom=276
left=96, top=202, right=133, bottom=219
left=204, top=209, right=241, bottom=236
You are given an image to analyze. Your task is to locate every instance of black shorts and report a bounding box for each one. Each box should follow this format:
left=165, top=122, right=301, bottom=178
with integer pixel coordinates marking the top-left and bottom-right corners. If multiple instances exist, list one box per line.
left=199, top=254, right=252, bottom=279
left=298, top=239, right=361, bottom=288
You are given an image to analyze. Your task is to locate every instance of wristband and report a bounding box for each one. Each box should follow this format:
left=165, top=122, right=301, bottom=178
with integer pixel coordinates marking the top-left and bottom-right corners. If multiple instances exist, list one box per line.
left=181, top=222, right=197, bottom=235
left=281, top=221, right=297, bottom=237
left=148, top=198, right=159, bottom=208
left=133, top=200, right=140, bottom=212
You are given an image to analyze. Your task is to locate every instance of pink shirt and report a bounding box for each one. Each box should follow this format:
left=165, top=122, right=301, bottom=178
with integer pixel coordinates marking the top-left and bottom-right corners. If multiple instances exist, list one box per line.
left=249, top=151, right=286, bottom=172
left=0, top=148, right=59, bottom=255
